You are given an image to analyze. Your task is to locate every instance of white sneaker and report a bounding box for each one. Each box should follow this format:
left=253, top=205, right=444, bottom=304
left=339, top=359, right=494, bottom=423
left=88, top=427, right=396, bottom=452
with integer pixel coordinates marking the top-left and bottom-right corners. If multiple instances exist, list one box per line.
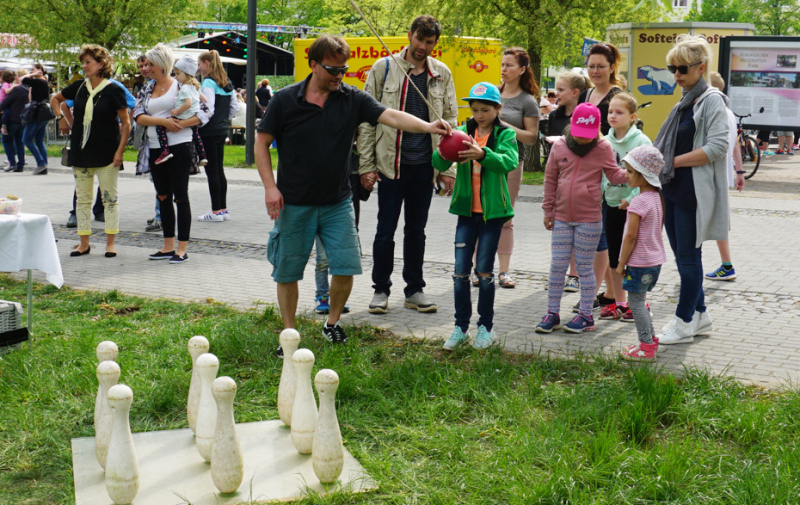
left=660, top=317, right=677, bottom=334
left=658, top=316, right=695, bottom=345
left=197, top=211, right=224, bottom=222
left=221, top=210, right=231, bottom=221
left=693, top=310, right=713, bottom=335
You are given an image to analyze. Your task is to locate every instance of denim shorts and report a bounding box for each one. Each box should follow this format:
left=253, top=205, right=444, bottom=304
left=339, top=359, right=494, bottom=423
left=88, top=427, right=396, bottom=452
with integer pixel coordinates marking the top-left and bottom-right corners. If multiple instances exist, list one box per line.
left=267, top=198, right=361, bottom=283
left=622, top=265, right=661, bottom=293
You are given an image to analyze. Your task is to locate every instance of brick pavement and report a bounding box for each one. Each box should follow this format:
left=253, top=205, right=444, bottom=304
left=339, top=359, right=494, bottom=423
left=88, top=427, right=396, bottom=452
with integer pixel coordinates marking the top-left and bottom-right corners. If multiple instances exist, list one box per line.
left=2, top=155, right=799, bottom=387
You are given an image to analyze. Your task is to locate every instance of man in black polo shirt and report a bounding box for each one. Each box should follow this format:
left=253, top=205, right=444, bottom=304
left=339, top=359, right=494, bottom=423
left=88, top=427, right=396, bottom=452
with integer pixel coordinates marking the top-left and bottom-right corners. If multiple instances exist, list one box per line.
left=255, top=35, right=451, bottom=348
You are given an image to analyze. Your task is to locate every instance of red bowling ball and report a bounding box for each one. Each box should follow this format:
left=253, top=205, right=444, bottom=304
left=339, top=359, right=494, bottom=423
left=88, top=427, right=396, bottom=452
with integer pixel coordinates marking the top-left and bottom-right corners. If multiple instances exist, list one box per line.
left=438, top=130, right=472, bottom=163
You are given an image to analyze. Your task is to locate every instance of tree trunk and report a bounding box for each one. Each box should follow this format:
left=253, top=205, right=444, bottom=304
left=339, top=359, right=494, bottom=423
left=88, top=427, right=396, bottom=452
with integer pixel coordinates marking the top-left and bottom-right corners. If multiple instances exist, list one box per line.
left=526, top=33, right=544, bottom=173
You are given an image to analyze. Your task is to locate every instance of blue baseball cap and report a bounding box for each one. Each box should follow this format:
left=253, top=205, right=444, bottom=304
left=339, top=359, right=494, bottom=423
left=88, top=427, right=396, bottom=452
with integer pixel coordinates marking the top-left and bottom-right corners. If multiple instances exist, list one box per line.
left=461, top=82, right=501, bottom=105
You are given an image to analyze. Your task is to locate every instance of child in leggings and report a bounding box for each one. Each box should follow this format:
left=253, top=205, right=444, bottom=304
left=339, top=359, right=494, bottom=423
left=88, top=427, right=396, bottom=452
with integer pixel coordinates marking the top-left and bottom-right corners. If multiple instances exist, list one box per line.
left=536, top=103, right=628, bottom=334
left=617, top=146, right=667, bottom=362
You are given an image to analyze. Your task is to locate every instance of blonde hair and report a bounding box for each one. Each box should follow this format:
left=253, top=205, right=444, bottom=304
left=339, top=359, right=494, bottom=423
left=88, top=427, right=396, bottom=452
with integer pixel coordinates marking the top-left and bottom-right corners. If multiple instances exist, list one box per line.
left=709, top=71, right=725, bottom=90
left=556, top=71, right=589, bottom=93
left=610, top=92, right=638, bottom=126
left=145, top=43, right=174, bottom=75
left=666, top=34, right=713, bottom=79
left=198, top=50, right=229, bottom=88
left=174, top=68, right=201, bottom=90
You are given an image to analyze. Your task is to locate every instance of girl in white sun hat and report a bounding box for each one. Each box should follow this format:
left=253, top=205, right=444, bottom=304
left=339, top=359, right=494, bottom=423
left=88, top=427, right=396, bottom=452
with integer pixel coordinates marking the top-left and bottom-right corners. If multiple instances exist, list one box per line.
left=616, top=145, right=667, bottom=362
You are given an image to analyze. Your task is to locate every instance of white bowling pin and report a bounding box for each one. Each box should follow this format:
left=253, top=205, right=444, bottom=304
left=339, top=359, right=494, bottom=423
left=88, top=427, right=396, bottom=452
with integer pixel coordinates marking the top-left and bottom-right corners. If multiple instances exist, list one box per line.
left=105, top=384, right=139, bottom=505
left=95, top=360, right=121, bottom=470
left=195, top=353, right=219, bottom=462
left=277, top=329, right=301, bottom=426
left=96, top=340, right=119, bottom=363
left=291, top=349, right=317, bottom=454
left=94, top=341, right=119, bottom=434
left=312, top=369, right=344, bottom=484
left=187, top=336, right=210, bottom=433
left=211, top=376, right=244, bottom=493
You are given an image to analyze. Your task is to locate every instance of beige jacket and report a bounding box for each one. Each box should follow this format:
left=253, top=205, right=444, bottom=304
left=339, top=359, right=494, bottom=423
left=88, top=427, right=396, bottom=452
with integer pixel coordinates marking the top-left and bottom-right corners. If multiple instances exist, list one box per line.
left=357, top=48, right=458, bottom=179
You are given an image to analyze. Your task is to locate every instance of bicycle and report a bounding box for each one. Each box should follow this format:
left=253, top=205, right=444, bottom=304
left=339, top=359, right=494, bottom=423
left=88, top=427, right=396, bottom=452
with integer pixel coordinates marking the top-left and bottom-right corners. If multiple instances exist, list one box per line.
left=734, top=112, right=760, bottom=179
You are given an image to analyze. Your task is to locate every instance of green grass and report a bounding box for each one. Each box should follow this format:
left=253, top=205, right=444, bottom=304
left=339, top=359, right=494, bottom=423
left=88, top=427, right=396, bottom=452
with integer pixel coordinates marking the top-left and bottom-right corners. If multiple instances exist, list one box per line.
left=0, top=144, right=276, bottom=169
left=522, top=170, right=545, bottom=185
left=2, top=274, right=800, bottom=504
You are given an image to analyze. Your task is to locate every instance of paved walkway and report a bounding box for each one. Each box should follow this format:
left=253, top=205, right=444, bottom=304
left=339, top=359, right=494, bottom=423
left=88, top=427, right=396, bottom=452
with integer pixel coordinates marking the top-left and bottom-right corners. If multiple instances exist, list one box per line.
left=3, top=154, right=800, bottom=387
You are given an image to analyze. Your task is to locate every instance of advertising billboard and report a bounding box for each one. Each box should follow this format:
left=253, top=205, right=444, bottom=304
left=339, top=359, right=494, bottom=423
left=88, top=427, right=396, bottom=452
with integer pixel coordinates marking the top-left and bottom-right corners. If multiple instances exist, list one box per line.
left=719, top=36, right=800, bottom=130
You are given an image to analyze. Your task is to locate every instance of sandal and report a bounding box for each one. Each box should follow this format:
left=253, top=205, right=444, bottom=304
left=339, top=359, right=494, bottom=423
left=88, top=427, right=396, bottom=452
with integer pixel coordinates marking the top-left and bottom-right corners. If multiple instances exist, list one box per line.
left=498, top=272, right=516, bottom=288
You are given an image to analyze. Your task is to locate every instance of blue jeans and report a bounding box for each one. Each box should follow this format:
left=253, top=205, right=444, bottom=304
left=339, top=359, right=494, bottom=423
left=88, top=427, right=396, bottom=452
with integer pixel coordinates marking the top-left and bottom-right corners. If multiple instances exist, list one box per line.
left=372, top=162, right=434, bottom=298
left=664, top=197, right=705, bottom=322
left=315, top=236, right=330, bottom=298
left=22, top=120, right=48, bottom=167
left=2, top=121, right=25, bottom=168
left=453, top=214, right=505, bottom=332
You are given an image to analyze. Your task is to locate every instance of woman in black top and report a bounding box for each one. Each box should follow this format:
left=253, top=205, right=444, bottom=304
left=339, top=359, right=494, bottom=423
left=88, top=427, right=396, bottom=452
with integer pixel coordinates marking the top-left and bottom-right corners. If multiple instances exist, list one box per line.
left=21, top=63, right=52, bottom=174
left=578, top=43, right=624, bottom=136
left=50, top=45, right=130, bottom=257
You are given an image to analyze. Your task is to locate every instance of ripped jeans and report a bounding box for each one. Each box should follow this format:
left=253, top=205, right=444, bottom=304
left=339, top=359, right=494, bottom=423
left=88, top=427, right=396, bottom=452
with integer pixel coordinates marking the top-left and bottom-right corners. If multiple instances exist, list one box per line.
left=453, top=214, right=505, bottom=333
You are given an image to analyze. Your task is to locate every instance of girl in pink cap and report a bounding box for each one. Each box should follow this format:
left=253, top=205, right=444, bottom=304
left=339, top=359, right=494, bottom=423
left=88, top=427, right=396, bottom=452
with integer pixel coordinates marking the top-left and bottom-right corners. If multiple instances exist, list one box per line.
left=537, top=102, right=628, bottom=333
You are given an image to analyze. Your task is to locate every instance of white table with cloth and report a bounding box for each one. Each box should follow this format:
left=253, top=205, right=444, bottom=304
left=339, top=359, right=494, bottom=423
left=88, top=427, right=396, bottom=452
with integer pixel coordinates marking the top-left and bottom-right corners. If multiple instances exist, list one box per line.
left=0, top=213, right=64, bottom=343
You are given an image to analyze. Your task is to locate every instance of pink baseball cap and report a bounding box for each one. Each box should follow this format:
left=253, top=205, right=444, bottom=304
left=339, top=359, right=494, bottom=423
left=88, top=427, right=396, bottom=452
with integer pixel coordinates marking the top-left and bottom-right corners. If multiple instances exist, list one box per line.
left=570, top=102, right=601, bottom=138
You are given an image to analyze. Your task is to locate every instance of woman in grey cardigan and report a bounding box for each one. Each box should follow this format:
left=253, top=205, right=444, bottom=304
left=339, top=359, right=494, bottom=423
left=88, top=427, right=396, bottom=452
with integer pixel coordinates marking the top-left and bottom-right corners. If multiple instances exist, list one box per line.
left=653, top=34, right=730, bottom=345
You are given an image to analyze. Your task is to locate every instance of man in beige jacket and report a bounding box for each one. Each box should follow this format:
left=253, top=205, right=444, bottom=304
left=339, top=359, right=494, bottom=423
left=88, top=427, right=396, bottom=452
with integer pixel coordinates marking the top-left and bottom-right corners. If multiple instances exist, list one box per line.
left=359, top=15, right=458, bottom=315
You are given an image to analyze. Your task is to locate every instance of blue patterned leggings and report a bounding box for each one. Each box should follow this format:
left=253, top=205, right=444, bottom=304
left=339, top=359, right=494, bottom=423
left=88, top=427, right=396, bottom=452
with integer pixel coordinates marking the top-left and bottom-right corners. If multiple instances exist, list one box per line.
left=548, top=220, right=603, bottom=316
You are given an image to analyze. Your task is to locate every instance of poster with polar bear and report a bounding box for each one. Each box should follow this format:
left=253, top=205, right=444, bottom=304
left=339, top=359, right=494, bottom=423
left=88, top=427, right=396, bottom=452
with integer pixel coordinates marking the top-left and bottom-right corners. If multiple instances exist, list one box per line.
left=637, top=65, right=677, bottom=95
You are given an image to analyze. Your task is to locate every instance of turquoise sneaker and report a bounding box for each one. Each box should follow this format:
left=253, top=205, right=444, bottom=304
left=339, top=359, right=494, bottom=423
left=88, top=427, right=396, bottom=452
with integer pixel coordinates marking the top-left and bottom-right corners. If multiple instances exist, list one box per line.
left=705, top=264, right=736, bottom=281
left=443, top=327, right=468, bottom=351
left=473, top=325, right=496, bottom=350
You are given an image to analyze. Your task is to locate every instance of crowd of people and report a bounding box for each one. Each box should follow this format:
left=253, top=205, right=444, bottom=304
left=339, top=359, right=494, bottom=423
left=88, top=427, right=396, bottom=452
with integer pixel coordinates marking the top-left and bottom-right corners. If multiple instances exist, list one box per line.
left=0, top=18, right=755, bottom=363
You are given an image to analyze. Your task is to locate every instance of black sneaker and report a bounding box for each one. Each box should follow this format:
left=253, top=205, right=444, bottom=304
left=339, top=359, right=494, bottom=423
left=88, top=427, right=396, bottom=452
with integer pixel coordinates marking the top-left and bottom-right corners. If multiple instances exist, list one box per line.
left=572, top=297, right=601, bottom=313
left=276, top=345, right=284, bottom=359
left=169, top=253, right=189, bottom=264
left=95, top=213, right=105, bottom=222
left=149, top=250, right=175, bottom=260
left=322, top=321, right=347, bottom=344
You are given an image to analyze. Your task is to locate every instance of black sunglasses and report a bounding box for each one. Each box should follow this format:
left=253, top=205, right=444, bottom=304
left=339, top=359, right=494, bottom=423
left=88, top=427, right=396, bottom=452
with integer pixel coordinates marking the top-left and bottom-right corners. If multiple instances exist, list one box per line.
left=317, top=62, right=349, bottom=76
left=667, top=61, right=701, bottom=74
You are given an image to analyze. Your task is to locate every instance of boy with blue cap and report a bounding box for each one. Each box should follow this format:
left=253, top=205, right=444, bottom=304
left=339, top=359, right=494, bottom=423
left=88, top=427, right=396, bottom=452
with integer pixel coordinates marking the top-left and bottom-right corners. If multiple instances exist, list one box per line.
left=433, top=81, right=518, bottom=350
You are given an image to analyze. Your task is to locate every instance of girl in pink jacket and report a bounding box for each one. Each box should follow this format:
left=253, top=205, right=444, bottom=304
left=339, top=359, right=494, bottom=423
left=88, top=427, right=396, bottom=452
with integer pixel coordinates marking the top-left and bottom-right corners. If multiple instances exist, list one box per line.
left=536, top=103, right=628, bottom=334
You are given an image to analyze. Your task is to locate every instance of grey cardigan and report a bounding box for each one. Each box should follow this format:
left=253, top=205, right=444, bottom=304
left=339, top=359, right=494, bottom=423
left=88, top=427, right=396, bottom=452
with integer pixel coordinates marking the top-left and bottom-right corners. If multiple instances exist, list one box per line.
left=688, top=88, right=731, bottom=247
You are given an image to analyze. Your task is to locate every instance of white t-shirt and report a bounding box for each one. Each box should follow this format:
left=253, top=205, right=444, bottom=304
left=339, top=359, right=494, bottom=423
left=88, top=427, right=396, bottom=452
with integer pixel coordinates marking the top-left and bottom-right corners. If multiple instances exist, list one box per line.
left=174, top=84, right=200, bottom=120
left=147, top=80, right=193, bottom=148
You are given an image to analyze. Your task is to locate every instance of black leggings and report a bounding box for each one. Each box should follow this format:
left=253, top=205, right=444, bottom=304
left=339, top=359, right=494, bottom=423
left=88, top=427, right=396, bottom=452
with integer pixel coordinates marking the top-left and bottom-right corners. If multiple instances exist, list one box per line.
left=200, top=134, right=227, bottom=211
left=604, top=202, right=628, bottom=269
left=150, top=143, right=192, bottom=241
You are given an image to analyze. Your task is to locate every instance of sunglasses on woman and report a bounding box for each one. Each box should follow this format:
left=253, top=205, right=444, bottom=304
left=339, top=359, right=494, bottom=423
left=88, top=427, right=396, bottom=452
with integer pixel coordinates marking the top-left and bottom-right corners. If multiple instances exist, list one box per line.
left=317, top=62, right=349, bottom=76
left=667, top=61, right=701, bottom=75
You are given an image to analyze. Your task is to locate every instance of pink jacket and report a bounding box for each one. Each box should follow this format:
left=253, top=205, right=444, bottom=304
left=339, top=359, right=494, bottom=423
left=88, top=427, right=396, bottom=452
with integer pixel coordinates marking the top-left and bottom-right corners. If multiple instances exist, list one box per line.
left=543, top=137, right=628, bottom=223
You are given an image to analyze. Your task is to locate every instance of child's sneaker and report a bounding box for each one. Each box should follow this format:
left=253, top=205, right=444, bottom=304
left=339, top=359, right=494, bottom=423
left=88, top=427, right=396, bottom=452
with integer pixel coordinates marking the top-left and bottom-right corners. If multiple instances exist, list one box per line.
left=564, top=276, right=579, bottom=292
left=624, top=336, right=659, bottom=352
left=762, top=149, right=776, bottom=156
left=315, top=296, right=330, bottom=314
left=620, top=303, right=650, bottom=322
left=563, top=314, right=595, bottom=333
left=789, top=150, right=795, bottom=156
left=154, top=150, right=173, bottom=164
left=620, top=341, right=658, bottom=362
left=705, top=264, right=736, bottom=281
left=197, top=211, right=224, bottom=222
left=473, top=325, right=496, bottom=350
left=599, top=303, right=623, bottom=320
left=443, top=327, right=468, bottom=351
left=199, top=158, right=209, bottom=166
left=777, top=149, right=785, bottom=155
left=535, top=313, right=561, bottom=333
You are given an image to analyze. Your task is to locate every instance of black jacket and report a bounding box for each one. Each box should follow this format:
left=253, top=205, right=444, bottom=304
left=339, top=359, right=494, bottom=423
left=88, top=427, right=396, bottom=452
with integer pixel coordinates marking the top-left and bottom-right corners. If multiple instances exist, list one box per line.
left=0, top=85, right=29, bottom=123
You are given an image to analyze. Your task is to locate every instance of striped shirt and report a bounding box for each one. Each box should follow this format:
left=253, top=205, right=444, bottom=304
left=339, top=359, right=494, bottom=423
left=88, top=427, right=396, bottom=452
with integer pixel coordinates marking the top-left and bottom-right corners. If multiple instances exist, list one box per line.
left=400, top=71, right=432, bottom=165
left=623, top=191, right=667, bottom=267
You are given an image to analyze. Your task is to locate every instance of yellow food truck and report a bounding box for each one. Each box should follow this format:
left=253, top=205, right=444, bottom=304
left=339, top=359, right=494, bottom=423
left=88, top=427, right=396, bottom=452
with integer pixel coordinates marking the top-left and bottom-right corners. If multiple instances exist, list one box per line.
left=294, top=36, right=502, bottom=123
left=606, top=22, right=755, bottom=139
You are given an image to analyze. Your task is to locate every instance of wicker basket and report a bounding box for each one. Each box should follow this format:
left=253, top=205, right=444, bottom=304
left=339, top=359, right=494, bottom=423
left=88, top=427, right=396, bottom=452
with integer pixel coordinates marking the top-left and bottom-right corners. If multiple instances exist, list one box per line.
left=0, top=300, right=26, bottom=352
